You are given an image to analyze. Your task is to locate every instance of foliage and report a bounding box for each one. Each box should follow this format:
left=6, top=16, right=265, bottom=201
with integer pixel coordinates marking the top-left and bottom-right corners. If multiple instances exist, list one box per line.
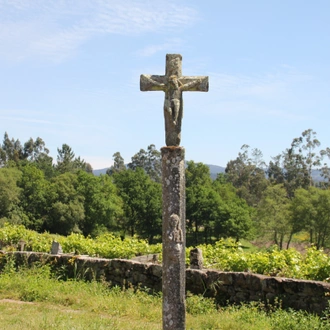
left=256, top=184, right=291, bottom=249
left=186, top=161, right=253, bottom=244
left=225, top=144, right=268, bottom=206
left=106, top=151, right=126, bottom=175
left=43, top=172, right=85, bottom=235
left=3, top=129, right=330, bottom=252
left=18, top=164, right=50, bottom=230
left=112, top=168, right=162, bottom=243
left=4, top=224, right=330, bottom=282
left=0, top=168, right=22, bottom=221
left=186, top=293, right=216, bottom=315
left=291, top=187, right=330, bottom=248
left=1, top=265, right=330, bottom=329
left=127, top=144, right=161, bottom=182
left=268, top=129, right=330, bottom=197
left=76, top=171, right=124, bottom=236
left=59, top=232, right=161, bottom=259
left=0, top=223, right=161, bottom=259
left=195, top=239, right=330, bottom=281
left=56, top=144, right=92, bottom=174
left=0, top=223, right=57, bottom=252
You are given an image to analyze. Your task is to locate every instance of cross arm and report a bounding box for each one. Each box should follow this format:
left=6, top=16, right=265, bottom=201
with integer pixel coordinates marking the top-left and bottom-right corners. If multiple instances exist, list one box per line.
left=179, top=76, right=209, bottom=92
left=140, top=74, right=166, bottom=92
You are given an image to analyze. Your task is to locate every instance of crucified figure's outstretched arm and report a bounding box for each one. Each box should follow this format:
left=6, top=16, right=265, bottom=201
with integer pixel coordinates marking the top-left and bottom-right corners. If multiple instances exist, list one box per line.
left=140, top=74, right=166, bottom=91
left=178, top=76, right=209, bottom=92
left=178, top=78, right=202, bottom=91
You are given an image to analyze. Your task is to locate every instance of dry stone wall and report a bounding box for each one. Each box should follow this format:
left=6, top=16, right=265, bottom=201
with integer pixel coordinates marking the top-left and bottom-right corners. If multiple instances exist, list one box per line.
left=1, top=251, right=330, bottom=315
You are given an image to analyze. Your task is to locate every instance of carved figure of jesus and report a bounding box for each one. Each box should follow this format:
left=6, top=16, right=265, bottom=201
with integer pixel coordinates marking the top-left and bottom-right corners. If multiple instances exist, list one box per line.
left=140, top=54, right=209, bottom=146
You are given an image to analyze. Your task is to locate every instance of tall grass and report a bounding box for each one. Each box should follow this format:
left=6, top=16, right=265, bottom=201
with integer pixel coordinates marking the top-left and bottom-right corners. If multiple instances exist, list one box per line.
left=1, top=260, right=330, bottom=330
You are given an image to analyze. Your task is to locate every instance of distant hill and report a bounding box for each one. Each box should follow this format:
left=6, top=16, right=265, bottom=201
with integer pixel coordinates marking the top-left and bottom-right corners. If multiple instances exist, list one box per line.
left=93, top=163, right=226, bottom=179
left=208, top=164, right=226, bottom=179
left=93, top=168, right=109, bottom=176
left=93, top=165, right=324, bottom=182
left=311, top=169, right=324, bottom=182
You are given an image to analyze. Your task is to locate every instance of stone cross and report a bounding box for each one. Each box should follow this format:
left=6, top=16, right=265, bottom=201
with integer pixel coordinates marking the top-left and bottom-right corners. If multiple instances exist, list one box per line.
left=140, top=54, right=208, bottom=146
left=140, top=54, right=209, bottom=330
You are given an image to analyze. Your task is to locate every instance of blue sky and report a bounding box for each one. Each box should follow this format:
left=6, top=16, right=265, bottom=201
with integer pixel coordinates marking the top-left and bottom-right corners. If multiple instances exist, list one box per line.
left=1, top=0, right=330, bottom=169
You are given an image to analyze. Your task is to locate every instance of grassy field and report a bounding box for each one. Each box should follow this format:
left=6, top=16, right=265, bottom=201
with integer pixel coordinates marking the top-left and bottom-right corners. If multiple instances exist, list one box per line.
left=1, top=263, right=330, bottom=330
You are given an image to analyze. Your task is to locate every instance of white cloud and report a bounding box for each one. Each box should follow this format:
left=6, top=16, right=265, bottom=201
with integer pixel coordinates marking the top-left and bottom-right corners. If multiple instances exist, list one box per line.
left=136, top=38, right=184, bottom=57
left=0, top=115, right=52, bottom=124
left=82, top=155, right=113, bottom=170
left=209, top=69, right=312, bottom=100
left=0, top=0, right=198, bottom=62
left=187, top=68, right=315, bottom=121
left=0, top=112, right=96, bottom=129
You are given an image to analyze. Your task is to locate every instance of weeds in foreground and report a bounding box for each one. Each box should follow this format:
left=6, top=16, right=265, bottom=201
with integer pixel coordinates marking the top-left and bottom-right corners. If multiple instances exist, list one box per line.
left=1, top=264, right=330, bottom=329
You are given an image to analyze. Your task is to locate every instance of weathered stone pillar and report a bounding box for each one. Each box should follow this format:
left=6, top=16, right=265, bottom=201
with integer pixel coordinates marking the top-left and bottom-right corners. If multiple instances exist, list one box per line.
left=161, top=146, right=186, bottom=330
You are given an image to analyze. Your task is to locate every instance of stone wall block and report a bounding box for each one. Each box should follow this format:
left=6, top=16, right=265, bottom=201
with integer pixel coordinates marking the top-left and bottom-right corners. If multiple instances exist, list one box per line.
left=245, top=273, right=264, bottom=291
left=148, top=264, right=162, bottom=278
left=249, top=291, right=263, bottom=301
left=234, top=290, right=250, bottom=303
left=207, top=270, right=233, bottom=286
left=186, top=269, right=207, bottom=295
left=261, top=277, right=284, bottom=294
left=232, top=272, right=263, bottom=289
left=301, top=281, right=329, bottom=296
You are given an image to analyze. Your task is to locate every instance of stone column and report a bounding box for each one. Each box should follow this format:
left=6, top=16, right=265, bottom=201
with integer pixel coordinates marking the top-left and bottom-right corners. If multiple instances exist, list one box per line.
left=161, top=146, right=186, bottom=330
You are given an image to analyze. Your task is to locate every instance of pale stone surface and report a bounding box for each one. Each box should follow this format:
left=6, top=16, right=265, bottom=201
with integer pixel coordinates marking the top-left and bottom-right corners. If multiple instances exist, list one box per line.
left=190, top=248, right=203, bottom=270
left=50, top=241, right=62, bottom=254
left=18, top=240, right=26, bottom=252
left=140, top=54, right=209, bottom=146
left=140, top=54, right=209, bottom=329
left=161, top=146, right=186, bottom=329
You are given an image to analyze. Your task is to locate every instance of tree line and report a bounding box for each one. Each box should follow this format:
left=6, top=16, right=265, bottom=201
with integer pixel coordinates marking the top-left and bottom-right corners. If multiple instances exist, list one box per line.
left=1, top=129, right=330, bottom=248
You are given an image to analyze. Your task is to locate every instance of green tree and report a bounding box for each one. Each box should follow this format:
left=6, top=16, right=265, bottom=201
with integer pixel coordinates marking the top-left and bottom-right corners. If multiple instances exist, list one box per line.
left=212, top=177, right=253, bottom=242
left=225, top=145, right=268, bottom=206
left=0, top=168, right=22, bottom=222
left=18, top=164, right=49, bottom=230
left=268, top=129, right=327, bottom=197
left=56, top=144, right=75, bottom=174
left=56, top=144, right=92, bottom=174
left=34, top=152, right=55, bottom=179
left=267, top=155, right=285, bottom=185
left=290, top=187, right=330, bottom=249
left=76, top=171, right=124, bottom=236
left=113, top=168, right=162, bottom=243
left=0, top=132, right=24, bottom=165
left=128, top=144, right=161, bottom=182
left=44, top=172, right=85, bottom=235
left=23, top=137, right=49, bottom=162
left=106, top=152, right=126, bottom=175
left=257, top=184, right=291, bottom=249
left=186, top=161, right=214, bottom=243
left=186, top=162, right=253, bottom=244
left=0, top=133, right=55, bottom=177
left=314, top=189, right=330, bottom=248
left=319, top=147, right=330, bottom=188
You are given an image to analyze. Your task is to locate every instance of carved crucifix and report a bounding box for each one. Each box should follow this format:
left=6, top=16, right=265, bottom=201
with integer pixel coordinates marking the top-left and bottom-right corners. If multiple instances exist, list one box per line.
left=140, top=54, right=209, bottom=146
left=140, top=54, right=209, bottom=330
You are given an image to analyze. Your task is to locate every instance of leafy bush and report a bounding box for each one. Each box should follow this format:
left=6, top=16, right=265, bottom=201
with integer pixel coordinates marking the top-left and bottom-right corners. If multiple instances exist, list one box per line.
left=186, top=293, right=216, bottom=315
left=195, top=240, right=330, bottom=281
left=0, top=223, right=161, bottom=259
left=3, top=224, right=330, bottom=282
